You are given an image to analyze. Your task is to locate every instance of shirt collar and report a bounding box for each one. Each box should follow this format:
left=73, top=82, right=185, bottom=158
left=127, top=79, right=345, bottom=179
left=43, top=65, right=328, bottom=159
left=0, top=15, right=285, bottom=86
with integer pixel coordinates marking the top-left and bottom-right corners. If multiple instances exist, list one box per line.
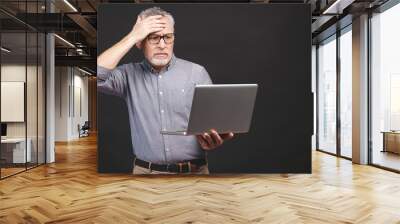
left=142, top=54, right=177, bottom=74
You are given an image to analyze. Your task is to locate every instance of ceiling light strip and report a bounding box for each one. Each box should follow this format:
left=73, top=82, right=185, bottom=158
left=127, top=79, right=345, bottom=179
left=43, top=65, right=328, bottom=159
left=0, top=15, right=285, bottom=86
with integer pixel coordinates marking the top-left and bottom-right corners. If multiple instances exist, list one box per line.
left=77, top=67, right=93, bottom=76
left=54, top=34, right=75, bottom=48
left=1, top=47, right=11, bottom=53
left=63, top=0, right=78, bottom=12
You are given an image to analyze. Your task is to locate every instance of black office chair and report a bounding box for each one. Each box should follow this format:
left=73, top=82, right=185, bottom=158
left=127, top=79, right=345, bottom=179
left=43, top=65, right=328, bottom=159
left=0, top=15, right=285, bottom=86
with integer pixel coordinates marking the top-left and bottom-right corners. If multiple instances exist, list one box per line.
left=78, top=121, right=90, bottom=138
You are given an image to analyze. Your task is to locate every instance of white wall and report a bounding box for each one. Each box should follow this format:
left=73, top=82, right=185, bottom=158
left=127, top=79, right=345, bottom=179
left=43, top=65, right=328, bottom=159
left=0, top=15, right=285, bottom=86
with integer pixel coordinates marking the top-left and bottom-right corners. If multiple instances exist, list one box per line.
left=1, top=65, right=26, bottom=135
left=55, top=66, right=69, bottom=141
left=55, top=66, right=89, bottom=141
left=70, top=71, right=89, bottom=139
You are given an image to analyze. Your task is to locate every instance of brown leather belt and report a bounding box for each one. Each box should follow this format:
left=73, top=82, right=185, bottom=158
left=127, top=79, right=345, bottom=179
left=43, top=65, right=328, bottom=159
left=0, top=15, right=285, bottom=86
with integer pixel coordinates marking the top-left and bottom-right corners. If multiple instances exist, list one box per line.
left=134, top=157, right=206, bottom=173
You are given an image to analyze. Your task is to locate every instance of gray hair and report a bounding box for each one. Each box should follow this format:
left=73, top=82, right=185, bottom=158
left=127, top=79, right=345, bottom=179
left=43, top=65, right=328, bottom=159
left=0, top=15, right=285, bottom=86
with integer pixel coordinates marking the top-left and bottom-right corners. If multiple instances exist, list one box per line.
left=138, top=7, right=175, bottom=26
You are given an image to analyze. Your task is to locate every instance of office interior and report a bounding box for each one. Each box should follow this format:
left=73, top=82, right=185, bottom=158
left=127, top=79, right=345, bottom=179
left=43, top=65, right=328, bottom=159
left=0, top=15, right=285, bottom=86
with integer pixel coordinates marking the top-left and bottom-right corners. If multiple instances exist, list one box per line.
left=0, top=0, right=399, bottom=223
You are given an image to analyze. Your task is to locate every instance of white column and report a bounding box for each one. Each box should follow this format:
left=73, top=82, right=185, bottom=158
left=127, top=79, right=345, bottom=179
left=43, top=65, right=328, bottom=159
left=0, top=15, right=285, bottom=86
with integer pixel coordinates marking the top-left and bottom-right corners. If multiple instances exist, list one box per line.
left=352, top=14, right=369, bottom=164
left=46, top=1, right=55, bottom=163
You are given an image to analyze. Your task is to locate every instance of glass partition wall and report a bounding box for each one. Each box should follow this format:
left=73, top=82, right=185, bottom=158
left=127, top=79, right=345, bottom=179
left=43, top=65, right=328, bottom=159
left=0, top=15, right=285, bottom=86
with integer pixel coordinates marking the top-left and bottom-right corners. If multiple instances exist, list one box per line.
left=0, top=1, right=46, bottom=179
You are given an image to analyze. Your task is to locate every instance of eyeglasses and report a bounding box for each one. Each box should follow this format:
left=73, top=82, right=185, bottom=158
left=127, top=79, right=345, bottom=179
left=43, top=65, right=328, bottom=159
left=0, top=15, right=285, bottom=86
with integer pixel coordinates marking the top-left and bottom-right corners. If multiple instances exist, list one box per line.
left=147, top=33, right=175, bottom=45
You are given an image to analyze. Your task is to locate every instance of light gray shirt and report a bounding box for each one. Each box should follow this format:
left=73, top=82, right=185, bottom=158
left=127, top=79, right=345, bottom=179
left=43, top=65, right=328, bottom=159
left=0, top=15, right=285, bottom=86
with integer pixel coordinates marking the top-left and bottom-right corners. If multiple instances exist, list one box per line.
left=97, top=54, right=212, bottom=164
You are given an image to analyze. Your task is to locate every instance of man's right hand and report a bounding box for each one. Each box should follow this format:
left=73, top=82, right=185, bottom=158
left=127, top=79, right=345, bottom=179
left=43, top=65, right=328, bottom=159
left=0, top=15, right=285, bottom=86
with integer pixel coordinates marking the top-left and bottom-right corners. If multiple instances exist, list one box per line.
left=130, top=15, right=166, bottom=43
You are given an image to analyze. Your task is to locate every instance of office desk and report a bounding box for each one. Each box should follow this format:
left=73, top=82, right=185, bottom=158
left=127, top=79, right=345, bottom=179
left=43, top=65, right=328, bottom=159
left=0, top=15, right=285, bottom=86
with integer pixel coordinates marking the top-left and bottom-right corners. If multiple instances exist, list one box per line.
left=1, top=138, right=31, bottom=164
left=381, top=131, right=400, bottom=154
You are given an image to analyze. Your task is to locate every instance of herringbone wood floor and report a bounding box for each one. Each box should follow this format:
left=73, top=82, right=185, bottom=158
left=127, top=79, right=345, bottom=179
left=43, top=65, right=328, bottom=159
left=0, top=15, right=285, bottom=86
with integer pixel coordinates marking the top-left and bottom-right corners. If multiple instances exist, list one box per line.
left=1, top=134, right=400, bottom=224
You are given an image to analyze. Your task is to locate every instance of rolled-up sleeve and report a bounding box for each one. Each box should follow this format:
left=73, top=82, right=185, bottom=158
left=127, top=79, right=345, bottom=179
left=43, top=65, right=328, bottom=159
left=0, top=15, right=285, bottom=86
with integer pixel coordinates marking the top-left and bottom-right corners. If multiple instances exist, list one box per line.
left=97, top=64, right=129, bottom=98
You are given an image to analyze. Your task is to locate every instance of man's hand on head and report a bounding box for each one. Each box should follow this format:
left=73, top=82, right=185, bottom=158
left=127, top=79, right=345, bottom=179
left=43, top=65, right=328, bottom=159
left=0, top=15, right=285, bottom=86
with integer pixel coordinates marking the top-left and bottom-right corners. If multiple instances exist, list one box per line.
left=130, top=15, right=166, bottom=43
left=196, top=129, right=234, bottom=150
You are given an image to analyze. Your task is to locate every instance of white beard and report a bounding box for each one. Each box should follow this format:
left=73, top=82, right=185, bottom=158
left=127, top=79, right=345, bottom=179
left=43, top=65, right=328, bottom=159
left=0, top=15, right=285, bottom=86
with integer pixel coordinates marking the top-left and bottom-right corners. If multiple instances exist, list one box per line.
left=149, top=57, right=170, bottom=67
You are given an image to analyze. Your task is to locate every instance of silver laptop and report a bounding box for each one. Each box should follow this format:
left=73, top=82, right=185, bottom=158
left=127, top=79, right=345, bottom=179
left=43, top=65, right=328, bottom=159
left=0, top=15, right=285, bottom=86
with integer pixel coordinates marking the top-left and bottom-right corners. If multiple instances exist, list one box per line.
left=161, top=84, right=258, bottom=135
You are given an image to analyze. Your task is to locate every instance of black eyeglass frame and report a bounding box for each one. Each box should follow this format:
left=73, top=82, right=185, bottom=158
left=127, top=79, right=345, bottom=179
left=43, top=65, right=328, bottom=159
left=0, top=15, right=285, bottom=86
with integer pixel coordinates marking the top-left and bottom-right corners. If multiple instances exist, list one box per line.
left=146, top=33, right=175, bottom=44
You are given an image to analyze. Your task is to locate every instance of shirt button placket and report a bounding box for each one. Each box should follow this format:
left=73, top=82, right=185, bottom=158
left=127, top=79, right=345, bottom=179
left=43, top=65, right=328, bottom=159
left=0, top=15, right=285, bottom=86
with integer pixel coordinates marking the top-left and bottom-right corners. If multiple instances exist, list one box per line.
left=158, top=74, right=165, bottom=115
left=158, top=73, right=168, bottom=161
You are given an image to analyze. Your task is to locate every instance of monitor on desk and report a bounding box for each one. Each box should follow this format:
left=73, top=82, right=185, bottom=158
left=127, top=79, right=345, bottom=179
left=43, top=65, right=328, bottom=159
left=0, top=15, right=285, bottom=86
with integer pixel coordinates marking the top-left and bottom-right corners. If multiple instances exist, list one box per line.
left=1, top=123, right=7, bottom=138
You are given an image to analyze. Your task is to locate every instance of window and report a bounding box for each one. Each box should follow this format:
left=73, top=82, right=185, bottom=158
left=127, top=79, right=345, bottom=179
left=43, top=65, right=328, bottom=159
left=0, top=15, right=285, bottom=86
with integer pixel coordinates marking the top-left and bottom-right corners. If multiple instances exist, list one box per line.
left=339, top=28, right=352, bottom=158
left=317, top=36, right=337, bottom=154
left=370, top=2, right=400, bottom=171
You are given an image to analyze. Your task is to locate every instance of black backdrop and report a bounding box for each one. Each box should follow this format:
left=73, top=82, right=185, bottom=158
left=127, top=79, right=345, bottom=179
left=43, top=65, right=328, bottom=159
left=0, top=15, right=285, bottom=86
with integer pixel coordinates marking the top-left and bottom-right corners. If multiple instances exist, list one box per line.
left=97, top=3, right=312, bottom=173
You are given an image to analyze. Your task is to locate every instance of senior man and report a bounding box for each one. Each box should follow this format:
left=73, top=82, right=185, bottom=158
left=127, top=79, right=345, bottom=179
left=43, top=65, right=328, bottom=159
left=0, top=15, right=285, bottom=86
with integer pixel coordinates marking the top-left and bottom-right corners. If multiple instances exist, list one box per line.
left=97, top=7, right=234, bottom=174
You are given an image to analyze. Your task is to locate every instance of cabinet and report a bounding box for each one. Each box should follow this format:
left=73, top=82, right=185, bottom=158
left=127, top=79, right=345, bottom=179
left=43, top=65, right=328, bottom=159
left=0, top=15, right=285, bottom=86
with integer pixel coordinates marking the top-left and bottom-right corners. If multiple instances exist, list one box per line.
left=382, top=131, right=400, bottom=154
